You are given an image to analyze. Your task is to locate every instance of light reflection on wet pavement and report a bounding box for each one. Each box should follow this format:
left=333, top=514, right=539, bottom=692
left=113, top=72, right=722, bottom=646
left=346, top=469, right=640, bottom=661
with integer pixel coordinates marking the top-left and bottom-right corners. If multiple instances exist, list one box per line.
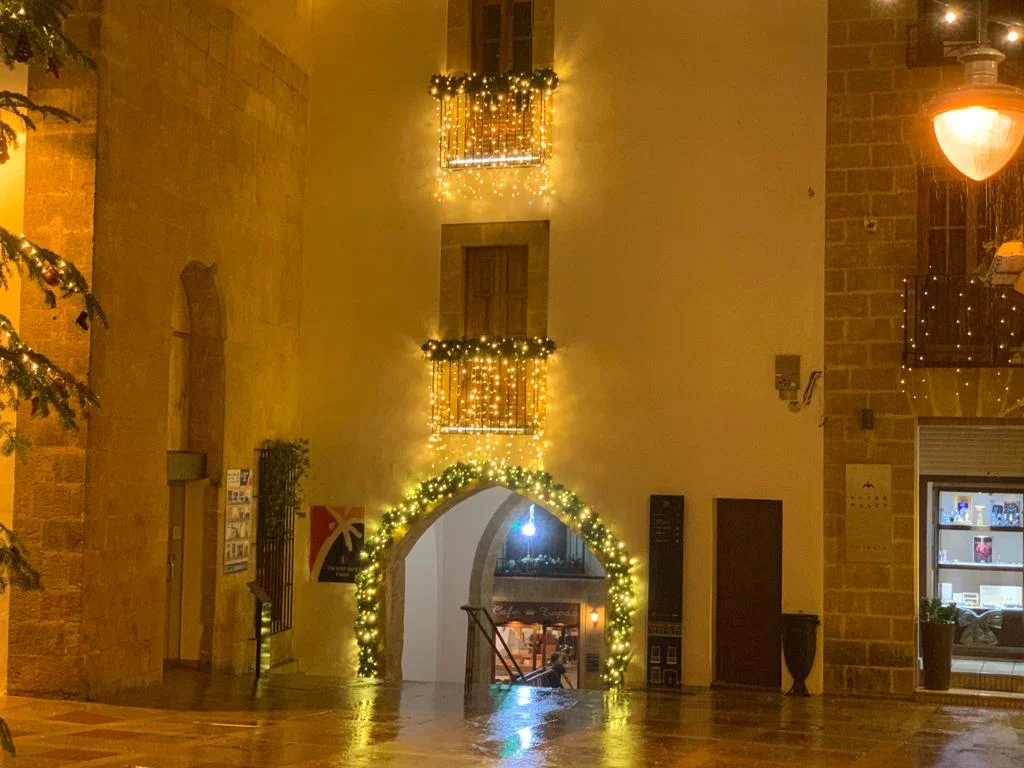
left=0, top=671, right=1021, bottom=766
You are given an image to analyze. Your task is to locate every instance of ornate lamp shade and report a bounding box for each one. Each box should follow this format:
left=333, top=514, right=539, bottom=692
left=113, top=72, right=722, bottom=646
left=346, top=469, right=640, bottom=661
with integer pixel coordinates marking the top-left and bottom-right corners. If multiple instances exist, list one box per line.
left=926, top=48, right=1024, bottom=182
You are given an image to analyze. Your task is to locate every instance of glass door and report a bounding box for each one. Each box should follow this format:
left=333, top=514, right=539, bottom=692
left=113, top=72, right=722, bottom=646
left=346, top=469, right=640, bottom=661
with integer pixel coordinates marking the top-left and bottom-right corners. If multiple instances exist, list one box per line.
left=932, top=483, right=1024, bottom=659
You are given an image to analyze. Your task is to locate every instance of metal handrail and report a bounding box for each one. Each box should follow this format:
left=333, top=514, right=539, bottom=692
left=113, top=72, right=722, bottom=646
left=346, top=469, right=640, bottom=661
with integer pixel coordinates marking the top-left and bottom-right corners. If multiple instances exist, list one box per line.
left=461, top=605, right=525, bottom=684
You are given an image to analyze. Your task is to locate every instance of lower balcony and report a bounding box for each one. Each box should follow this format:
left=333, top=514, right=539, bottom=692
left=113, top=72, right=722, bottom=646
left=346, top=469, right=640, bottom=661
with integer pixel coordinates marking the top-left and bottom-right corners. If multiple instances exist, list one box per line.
left=424, top=337, right=554, bottom=435
left=904, top=275, right=1024, bottom=368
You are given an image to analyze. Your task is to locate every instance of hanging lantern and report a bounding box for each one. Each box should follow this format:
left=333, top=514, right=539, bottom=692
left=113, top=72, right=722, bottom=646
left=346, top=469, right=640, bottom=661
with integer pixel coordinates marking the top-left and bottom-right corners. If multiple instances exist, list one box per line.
left=926, top=47, right=1024, bottom=182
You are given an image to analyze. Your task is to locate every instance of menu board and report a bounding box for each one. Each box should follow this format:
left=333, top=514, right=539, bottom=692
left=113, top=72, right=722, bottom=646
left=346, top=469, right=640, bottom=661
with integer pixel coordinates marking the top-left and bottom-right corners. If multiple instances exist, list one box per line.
left=224, top=468, right=252, bottom=574
left=648, top=495, right=684, bottom=689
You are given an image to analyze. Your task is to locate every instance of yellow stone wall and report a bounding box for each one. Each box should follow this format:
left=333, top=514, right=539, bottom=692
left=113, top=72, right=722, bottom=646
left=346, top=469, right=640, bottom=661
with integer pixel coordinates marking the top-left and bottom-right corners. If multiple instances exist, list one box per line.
left=0, top=62, right=28, bottom=694
left=299, top=0, right=827, bottom=690
left=8, top=0, right=309, bottom=696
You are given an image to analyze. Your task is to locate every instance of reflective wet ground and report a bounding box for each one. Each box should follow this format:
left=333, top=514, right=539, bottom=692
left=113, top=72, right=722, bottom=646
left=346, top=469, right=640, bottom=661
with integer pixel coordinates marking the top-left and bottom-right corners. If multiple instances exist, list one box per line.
left=1, top=671, right=1023, bottom=766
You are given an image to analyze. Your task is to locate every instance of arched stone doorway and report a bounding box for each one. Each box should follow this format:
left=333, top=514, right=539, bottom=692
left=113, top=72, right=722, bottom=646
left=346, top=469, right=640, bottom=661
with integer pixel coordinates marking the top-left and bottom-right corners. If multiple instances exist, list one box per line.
left=354, top=462, right=637, bottom=688
left=165, top=261, right=225, bottom=669
left=465, top=498, right=607, bottom=688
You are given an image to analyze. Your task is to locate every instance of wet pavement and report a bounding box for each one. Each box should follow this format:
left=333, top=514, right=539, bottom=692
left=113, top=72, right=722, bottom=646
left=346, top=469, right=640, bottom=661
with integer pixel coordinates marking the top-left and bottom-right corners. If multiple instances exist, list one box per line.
left=0, top=671, right=1022, bottom=766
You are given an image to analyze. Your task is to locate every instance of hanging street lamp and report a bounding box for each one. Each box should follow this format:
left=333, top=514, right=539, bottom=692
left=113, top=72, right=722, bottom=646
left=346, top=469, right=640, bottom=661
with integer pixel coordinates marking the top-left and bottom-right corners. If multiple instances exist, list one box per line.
left=925, top=2, right=1024, bottom=181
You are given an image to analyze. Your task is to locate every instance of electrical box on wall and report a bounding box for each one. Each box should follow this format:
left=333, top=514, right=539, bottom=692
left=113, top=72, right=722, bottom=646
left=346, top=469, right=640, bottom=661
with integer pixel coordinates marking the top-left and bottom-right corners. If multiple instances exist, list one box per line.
left=775, top=355, right=800, bottom=401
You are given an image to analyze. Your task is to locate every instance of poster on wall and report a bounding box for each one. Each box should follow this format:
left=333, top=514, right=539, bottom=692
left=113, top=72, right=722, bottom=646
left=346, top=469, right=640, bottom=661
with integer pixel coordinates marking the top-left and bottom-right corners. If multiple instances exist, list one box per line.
left=224, top=468, right=252, bottom=574
left=309, top=505, right=364, bottom=583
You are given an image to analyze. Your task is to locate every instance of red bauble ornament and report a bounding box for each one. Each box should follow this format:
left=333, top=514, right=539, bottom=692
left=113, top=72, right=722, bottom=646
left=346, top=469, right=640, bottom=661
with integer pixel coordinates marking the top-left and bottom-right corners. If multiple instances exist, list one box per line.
left=42, top=267, right=60, bottom=286
left=13, top=30, right=32, bottom=63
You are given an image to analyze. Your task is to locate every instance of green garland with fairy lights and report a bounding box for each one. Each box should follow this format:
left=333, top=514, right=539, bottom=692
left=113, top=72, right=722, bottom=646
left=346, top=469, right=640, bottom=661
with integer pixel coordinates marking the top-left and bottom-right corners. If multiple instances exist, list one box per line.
left=429, top=67, right=559, bottom=100
left=421, top=336, right=556, bottom=361
left=354, top=461, right=637, bottom=688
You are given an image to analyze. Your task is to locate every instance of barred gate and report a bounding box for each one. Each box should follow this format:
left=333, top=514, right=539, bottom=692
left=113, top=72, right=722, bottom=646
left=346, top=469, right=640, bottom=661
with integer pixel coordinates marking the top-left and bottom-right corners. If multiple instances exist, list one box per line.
left=256, top=446, right=296, bottom=634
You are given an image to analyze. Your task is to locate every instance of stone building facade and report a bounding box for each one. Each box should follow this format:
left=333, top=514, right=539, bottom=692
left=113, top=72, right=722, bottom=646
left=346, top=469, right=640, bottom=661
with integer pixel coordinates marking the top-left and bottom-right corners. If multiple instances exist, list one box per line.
left=7, top=0, right=310, bottom=697
left=14, top=0, right=1001, bottom=700
left=825, top=0, right=1024, bottom=695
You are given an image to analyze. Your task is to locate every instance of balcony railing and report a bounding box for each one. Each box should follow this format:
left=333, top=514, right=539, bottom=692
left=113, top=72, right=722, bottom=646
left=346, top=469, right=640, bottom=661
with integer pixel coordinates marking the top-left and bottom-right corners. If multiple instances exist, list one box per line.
left=430, top=69, right=558, bottom=199
left=495, top=555, right=587, bottom=579
left=424, top=337, right=554, bottom=435
left=904, top=275, right=1024, bottom=367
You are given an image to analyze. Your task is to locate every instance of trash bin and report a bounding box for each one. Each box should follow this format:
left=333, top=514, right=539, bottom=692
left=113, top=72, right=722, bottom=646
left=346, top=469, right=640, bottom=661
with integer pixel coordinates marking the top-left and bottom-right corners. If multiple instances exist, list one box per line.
left=781, top=612, right=819, bottom=696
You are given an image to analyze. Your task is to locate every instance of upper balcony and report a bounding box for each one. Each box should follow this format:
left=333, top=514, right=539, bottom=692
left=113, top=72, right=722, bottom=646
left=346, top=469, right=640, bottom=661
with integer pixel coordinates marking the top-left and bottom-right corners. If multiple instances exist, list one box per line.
left=903, top=274, right=1024, bottom=368
left=423, top=336, right=554, bottom=435
left=429, top=69, right=558, bottom=199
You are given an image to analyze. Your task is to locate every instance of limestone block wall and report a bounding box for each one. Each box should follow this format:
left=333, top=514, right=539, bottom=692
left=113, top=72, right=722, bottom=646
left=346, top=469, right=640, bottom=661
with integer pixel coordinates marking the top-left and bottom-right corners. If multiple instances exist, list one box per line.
left=8, top=2, right=100, bottom=697
left=824, top=0, right=955, bottom=696
left=9, top=0, right=309, bottom=696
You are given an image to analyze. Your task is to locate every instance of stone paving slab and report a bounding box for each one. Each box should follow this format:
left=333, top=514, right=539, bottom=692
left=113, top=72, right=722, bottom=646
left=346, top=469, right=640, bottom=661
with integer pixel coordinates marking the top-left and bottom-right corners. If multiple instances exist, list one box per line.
left=0, top=672, right=1021, bottom=766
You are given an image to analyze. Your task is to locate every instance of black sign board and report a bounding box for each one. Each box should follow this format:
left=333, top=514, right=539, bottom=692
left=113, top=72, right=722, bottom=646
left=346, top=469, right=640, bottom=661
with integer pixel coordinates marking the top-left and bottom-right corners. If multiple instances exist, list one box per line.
left=647, top=495, right=684, bottom=688
left=586, top=652, right=601, bottom=673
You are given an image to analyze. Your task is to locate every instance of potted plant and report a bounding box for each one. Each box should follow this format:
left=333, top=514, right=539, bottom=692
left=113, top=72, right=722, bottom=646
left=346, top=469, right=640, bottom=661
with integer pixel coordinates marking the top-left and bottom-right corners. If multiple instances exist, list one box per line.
left=919, top=597, right=958, bottom=691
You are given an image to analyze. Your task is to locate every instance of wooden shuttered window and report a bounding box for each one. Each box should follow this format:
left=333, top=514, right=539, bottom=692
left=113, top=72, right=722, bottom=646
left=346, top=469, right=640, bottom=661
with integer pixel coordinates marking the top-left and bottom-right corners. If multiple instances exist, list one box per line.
left=919, top=172, right=991, bottom=276
left=472, top=0, right=533, bottom=75
left=465, top=245, right=529, bottom=337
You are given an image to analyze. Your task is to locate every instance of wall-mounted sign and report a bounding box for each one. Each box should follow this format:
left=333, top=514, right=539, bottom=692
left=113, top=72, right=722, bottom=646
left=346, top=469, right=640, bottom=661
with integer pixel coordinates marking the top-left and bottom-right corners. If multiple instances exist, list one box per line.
left=491, top=601, right=580, bottom=626
left=309, top=505, right=364, bottom=583
left=845, top=464, right=893, bottom=563
left=648, top=494, right=684, bottom=689
left=585, top=652, right=601, bottom=673
left=224, top=468, right=252, bottom=574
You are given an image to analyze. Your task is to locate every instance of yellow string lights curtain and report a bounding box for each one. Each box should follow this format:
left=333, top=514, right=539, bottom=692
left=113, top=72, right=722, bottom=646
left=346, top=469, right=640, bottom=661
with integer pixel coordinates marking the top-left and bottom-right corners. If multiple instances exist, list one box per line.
left=431, top=69, right=557, bottom=200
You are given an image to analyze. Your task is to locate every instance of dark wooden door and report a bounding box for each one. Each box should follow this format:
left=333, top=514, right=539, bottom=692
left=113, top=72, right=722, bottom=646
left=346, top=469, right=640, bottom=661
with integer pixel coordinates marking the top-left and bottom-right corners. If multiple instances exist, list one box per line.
left=715, top=499, right=782, bottom=689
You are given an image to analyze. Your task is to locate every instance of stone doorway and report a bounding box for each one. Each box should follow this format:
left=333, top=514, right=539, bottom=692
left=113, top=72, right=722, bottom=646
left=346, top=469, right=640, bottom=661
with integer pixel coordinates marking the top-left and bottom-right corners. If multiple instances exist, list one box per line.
left=354, top=463, right=636, bottom=688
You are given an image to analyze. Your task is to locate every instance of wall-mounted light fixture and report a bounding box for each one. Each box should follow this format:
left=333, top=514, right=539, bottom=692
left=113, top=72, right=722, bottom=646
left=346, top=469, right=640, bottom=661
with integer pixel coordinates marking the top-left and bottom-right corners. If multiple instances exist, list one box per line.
left=590, top=608, right=600, bottom=628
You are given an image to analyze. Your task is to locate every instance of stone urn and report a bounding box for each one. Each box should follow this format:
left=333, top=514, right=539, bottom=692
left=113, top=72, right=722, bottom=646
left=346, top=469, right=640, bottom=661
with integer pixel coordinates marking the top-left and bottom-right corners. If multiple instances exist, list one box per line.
left=781, top=612, right=819, bottom=696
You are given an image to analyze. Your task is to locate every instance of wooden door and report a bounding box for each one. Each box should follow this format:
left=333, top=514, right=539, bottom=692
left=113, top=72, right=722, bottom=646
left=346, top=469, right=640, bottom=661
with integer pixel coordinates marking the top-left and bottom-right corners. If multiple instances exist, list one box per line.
left=715, top=499, right=782, bottom=689
left=165, top=484, right=185, bottom=661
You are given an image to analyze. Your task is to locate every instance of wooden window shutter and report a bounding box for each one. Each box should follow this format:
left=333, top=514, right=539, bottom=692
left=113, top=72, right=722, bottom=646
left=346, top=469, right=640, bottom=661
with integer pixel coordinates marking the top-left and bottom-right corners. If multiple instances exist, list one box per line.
left=464, top=246, right=529, bottom=337
left=473, top=0, right=533, bottom=74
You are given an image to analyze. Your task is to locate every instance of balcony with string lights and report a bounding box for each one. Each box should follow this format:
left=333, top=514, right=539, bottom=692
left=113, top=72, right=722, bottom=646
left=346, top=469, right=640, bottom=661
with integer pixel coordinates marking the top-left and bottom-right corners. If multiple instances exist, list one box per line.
left=423, top=337, right=553, bottom=436
left=903, top=274, right=1024, bottom=367
left=429, top=69, right=558, bottom=200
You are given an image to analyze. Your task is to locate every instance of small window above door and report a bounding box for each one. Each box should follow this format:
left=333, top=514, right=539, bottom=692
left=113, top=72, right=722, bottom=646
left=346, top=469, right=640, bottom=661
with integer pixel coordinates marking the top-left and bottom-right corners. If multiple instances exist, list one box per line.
left=473, top=0, right=533, bottom=74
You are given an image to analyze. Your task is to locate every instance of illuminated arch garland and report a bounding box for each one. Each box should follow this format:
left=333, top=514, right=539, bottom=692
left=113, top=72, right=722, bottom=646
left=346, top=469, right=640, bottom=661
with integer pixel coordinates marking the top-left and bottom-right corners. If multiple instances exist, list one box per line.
left=354, top=461, right=638, bottom=688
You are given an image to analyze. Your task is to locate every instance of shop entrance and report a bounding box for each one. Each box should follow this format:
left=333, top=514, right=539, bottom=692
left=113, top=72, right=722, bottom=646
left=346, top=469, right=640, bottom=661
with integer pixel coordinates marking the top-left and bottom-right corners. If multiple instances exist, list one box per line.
left=491, top=602, right=580, bottom=687
left=919, top=423, right=1024, bottom=693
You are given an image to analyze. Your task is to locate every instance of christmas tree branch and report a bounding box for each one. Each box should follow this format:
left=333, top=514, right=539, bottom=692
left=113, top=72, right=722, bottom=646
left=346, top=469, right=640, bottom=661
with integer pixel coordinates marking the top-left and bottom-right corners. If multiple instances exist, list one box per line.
left=0, top=313, right=98, bottom=430
left=0, top=1, right=94, bottom=71
left=0, top=89, right=75, bottom=163
left=0, top=225, right=105, bottom=325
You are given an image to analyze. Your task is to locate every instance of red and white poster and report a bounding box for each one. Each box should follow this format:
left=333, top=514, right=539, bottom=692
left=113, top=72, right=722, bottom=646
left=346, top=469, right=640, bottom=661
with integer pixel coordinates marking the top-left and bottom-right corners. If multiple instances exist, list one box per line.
left=309, top=505, right=364, bottom=583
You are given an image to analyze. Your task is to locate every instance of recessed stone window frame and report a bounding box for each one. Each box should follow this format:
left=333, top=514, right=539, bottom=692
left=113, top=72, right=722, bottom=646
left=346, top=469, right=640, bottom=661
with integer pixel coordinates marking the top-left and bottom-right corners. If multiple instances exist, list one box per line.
left=439, top=220, right=550, bottom=338
left=446, top=0, right=554, bottom=73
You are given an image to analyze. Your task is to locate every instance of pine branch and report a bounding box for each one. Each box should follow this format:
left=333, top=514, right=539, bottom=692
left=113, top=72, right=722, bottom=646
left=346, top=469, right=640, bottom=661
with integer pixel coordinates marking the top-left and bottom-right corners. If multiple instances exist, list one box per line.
left=0, top=418, right=27, bottom=459
left=0, top=89, right=75, bottom=164
left=0, top=0, right=94, bottom=72
left=0, top=225, right=105, bottom=325
left=0, top=313, right=98, bottom=430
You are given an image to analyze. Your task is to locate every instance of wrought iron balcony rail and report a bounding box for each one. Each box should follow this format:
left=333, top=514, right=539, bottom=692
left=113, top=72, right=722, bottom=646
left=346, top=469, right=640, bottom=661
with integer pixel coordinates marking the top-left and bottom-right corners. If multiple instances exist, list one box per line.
left=904, top=274, right=1024, bottom=367
left=424, top=337, right=553, bottom=435
left=431, top=70, right=557, bottom=172
left=495, top=556, right=588, bottom=579
left=906, top=18, right=1024, bottom=76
